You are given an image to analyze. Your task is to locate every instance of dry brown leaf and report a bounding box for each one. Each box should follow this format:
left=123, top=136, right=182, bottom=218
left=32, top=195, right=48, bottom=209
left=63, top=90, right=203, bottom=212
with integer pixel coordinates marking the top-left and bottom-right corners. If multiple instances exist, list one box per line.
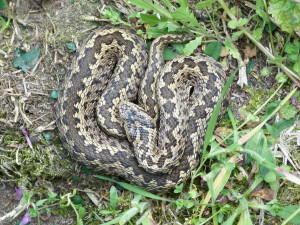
left=243, top=45, right=257, bottom=58
left=215, top=127, right=233, bottom=136
left=220, top=46, right=230, bottom=57
left=250, top=188, right=275, bottom=201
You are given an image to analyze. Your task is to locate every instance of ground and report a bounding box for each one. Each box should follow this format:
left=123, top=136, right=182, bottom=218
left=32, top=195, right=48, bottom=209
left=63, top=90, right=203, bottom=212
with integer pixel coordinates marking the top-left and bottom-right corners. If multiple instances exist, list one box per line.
left=0, top=0, right=299, bottom=225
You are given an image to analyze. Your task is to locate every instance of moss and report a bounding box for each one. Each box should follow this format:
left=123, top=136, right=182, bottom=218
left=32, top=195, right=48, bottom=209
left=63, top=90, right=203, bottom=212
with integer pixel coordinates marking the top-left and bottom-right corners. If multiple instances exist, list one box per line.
left=0, top=130, right=74, bottom=186
left=243, top=86, right=274, bottom=113
left=277, top=184, right=300, bottom=205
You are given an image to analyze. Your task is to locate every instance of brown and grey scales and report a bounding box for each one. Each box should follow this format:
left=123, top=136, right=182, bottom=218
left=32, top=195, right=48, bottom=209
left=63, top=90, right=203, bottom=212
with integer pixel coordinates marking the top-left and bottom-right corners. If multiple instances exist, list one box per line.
left=56, top=25, right=226, bottom=192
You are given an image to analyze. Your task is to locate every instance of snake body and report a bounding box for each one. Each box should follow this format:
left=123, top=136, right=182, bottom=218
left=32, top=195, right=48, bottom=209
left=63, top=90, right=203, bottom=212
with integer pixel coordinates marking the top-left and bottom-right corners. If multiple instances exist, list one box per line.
left=56, top=25, right=226, bottom=192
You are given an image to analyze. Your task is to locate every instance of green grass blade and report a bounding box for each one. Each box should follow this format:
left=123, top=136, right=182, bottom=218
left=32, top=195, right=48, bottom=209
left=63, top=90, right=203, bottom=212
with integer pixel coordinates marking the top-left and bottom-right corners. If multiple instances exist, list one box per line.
left=94, top=175, right=174, bottom=202
left=227, top=108, right=238, bottom=143
left=202, top=68, right=237, bottom=153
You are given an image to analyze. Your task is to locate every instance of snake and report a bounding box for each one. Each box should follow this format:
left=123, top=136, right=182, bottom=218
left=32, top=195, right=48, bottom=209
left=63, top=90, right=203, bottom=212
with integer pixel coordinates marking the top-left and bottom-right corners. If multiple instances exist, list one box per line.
left=56, top=25, right=227, bottom=192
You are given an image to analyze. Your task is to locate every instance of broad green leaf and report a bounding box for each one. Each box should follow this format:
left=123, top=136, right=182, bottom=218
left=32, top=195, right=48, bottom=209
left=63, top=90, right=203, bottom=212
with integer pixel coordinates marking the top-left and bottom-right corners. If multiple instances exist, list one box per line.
left=135, top=210, right=152, bottom=225
left=94, top=175, right=173, bottom=202
left=261, top=67, right=271, bottom=76
left=127, top=0, right=172, bottom=18
left=163, top=47, right=179, bottom=60
left=244, top=130, right=276, bottom=176
left=279, top=104, right=298, bottom=120
left=13, top=46, right=40, bottom=72
left=131, top=194, right=142, bottom=206
left=228, top=18, right=248, bottom=29
left=146, top=26, right=168, bottom=38
left=256, top=8, right=270, bottom=22
left=165, top=22, right=181, bottom=32
left=265, top=123, right=280, bottom=138
left=174, top=183, right=183, bottom=193
left=71, top=195, right=84, bottom=205
left=137, top=202, right=150, bottom=212
left=209, top=162, right=235, bottom=202
left=254, top=0, right=264, bottom=8
left=238, top=207, right=254, bottom=225
left=224, top=39, right=240, bottom=59
left=237, top=18, right=249, bottom=27
left=100, top=214, right=124, bottom=225
left=0, top=0, right=6, bottom=9
left=172, top=6, right=199, bottom=27
left=36, top=199, right=48, bottom=207
left=99, top=210, right=115, bottom=215
left=119, top=207, right=139, bottom=225
left=177, top=0, right=189, bottom=7
left=278, top=206, right=300, bottom=224
left=127, top=0, right=158, bottom=11
left=293, top=60, right=300, bottom=74
left=161, top=0, right=173, bottom=11
left=284, top=41, right=300, bottom=62
left=101, top=8, right=127, bottom=25
left=172, top=43, right=185, bottom=54
left=183, top=36, right=202, bottom=56
left=78, top=206, right=86, bottom=219
left=264, top=171, right=277, bottom=183
left=204, top=41, right=222, bottom=60
left=196, top=0, right=218, bottom=9
left=268, top=0, right=300, bottom=33
left=188, top=189, right=199, bottom=199
left=261, top=100, right=280, bottom=121
left=183, top=199, right=194, bottom=208
left=275, top=72, right=288, bottom=83
left=140, top=14, right=167, bottom=26
left=252, top=28, right=263, bottom=40
left=175, top=199, right=184, bottom=209
left=268, top=56, right=285, bottom=64
left=266, top=117, right=296, bottom=138
left=110, top=186, right=118, bottom=210
left=270, top=204, right=300, bottom=224
left=231, top=30, right=245, bottom=41
left=222, top=205, right=240, bottom=225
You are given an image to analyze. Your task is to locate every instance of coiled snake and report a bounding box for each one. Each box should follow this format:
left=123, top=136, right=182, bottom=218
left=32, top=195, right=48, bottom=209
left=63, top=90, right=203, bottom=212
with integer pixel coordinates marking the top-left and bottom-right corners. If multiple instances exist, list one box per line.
left=56, top=25, right=226, bottom=192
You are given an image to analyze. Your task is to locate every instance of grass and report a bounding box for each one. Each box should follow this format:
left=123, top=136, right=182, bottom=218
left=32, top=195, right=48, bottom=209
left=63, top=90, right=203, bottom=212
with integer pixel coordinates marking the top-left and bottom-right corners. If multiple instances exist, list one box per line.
left=0, top=0, right=299, bottom=224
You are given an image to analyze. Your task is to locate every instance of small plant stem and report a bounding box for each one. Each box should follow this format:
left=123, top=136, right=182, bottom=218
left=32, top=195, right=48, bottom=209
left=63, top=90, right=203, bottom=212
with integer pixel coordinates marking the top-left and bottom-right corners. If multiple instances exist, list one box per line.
left=212, top=206, right=218, bottom=225
left=263, top=0, right=275, bottom=54
left=217, top=0, right=235, bottom=20
left=244, top=30, right=300, bottom=86
left=217, top=0, right=300, bottom=87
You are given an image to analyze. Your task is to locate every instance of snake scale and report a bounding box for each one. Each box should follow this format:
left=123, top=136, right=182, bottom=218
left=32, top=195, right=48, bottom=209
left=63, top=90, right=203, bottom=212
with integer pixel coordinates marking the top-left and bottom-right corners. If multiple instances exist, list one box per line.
left=56, top=25, right=226, bottom=192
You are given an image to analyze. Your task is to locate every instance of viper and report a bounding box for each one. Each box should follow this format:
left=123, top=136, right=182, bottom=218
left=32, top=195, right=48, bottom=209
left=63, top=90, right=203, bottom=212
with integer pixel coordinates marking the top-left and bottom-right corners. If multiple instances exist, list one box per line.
left=56, top=25, right=226, bottom=192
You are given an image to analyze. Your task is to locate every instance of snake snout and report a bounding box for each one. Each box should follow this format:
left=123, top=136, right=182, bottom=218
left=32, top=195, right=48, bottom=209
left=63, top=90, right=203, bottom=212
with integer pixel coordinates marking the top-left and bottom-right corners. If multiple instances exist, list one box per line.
left=119, top=102, right=155, bottom=128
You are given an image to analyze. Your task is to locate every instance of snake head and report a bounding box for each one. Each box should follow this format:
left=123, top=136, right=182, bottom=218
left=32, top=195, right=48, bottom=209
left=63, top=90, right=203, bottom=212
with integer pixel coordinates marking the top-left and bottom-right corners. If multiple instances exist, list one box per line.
left=119, top=102, right=156, bottom=142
